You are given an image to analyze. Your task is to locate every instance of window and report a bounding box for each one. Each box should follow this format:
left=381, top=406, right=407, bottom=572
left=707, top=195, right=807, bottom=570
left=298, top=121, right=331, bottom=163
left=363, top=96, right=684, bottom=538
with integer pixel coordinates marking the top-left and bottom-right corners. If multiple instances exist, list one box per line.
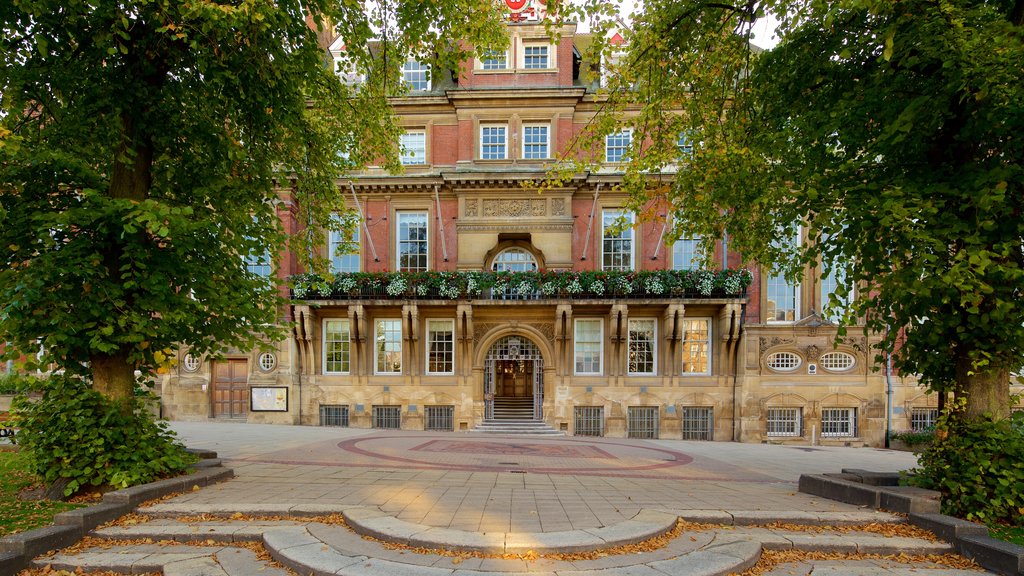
left=400, top=130, right=426, bottom=165
left=767, top=227, right=801, bottom=322
left=601, top=209, right=634, bottom=271
left=424, top=405, right=455, bottom=431
left=766, top=351, right=802, bottom=372
left=672, top=237, right=703, bottom=271
left=820, top=263, right=852, bottom=321
left=396, top=211, right=428, bottom=272
left=426, top=320, right=454, bottom=374
left=821, top=408, right=857, bottom=437
left=627, top=319, right=657, bottom=375
left=522, top=124, right=550, bottom=159
left=373, top=405, right=401, bottom=429
left=574, top=406, right=604, bottom=437
left=329, top=218, right=360, bottom=273
left=911, top=408, right=939, bottom=431
left=523, top=44, right=549, bottom=69
left=605, top=129, right=632, bottom=163
left=375, top=319, right=402, bottom=374
left=244, top=249, right=273, bottom=278
left=491, top=248, right=537, bottom=272
left=402, top=60, right=430, bottom=90
left=334, top=57, right=363, bottom=85
left=680, top=319, right=710, bottom=374
left=319, top=405, right=349, bottom=427
left=820, top=352, right=856, bottom=372
left=257, top=352, right=276, bottom=372
left=627, top=406, right=660, bottom=439
left=480, top=49, right=508, bottom=70
left=480, top=124, right=507, bottom=160
left=574, top=319, right=602, bottom=375
left=677, top=133, right=693, bottom=157
left=681, top=407, right=714, bottom=440
left=766, top=408, right=802, bottom=437
left=324, top=319, right=351, bottom=374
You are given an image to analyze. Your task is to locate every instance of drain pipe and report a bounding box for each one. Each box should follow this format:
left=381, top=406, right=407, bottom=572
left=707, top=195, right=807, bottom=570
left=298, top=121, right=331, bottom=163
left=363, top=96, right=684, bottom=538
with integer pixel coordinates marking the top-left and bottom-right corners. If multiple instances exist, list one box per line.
left=885, top=348, right=894, bottom=448
left=732, top=301, right=747, bottom=442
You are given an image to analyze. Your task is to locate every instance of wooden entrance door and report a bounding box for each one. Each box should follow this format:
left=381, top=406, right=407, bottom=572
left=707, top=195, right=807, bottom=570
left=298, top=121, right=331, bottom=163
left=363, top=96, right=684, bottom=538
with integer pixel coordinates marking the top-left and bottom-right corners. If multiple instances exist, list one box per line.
left=212, top=359, right=248, bottom=418
left=495, top=360, right=533, bottom=397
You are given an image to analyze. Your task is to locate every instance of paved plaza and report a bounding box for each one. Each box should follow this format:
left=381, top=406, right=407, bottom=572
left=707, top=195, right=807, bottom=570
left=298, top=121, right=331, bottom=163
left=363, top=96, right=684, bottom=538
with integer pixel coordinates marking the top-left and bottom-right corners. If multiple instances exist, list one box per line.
left=29, top=422, right=994, bottom=575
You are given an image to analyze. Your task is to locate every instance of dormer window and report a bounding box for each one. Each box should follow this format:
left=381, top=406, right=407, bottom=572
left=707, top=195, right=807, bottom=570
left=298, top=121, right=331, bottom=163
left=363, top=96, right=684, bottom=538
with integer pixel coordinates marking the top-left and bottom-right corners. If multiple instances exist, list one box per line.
left=402, top=60, right=430, bottom=91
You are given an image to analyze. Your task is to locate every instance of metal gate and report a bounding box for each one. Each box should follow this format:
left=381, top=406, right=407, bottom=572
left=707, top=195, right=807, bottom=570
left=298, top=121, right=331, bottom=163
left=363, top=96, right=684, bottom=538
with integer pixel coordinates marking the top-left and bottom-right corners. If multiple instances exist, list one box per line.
left=484, top=336, right=544, bottom=421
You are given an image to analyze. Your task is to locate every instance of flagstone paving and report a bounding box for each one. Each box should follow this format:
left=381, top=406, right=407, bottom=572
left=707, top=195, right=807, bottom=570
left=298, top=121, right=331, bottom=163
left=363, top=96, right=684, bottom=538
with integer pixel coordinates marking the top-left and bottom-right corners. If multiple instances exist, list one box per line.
left=23, top=422, right=996, bottom=575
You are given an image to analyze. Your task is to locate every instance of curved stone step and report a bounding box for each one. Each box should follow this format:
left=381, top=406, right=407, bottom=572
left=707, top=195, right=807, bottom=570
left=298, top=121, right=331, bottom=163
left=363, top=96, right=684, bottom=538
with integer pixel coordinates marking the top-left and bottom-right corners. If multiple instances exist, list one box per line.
left=342, top=507, right=678, bottom=553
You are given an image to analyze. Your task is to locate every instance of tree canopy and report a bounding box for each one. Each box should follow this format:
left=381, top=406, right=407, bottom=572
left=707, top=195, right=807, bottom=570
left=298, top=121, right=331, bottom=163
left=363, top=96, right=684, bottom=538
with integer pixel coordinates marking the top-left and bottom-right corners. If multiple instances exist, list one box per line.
left=0, top=0, right=507, bottom=401
left=566, top=0, right=1024, bottom=419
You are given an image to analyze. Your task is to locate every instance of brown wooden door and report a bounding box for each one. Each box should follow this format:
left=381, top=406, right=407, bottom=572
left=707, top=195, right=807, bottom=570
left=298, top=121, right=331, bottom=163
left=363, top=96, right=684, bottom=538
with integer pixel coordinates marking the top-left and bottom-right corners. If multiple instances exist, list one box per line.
left=212, top=359, right=248, bottom=418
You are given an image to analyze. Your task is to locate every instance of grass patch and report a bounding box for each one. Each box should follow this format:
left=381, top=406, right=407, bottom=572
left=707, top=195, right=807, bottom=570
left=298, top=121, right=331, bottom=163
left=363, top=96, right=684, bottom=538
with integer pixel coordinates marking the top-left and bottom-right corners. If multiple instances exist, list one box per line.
left=0, top=449, right=84, bottom=536
left=989, top=524, right=1024, bottom=547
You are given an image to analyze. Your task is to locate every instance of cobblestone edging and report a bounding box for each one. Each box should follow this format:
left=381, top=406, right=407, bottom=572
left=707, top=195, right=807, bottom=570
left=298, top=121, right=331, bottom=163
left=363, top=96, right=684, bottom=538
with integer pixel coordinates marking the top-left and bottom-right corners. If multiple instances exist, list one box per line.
left=0, top=449, right=232, bottom=576
left=799, top=469, right=1024, bottom=576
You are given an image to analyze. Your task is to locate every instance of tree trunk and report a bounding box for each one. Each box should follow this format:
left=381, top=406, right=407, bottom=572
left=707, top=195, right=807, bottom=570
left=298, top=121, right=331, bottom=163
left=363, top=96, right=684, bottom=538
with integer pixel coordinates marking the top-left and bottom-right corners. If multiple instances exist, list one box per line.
left=955, top=357, right=1011, bottom=421
left=91, top=351, right=136, bottom=405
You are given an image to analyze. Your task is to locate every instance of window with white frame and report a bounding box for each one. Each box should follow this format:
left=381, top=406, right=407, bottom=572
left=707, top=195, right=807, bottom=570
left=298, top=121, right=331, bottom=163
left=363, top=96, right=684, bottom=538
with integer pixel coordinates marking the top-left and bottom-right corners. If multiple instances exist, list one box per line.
left=680, top=318, right=710, bottom=374
left=426, top=320, right=454, bottom=375
left=574, top=319, right=602, bottom=375
left=244, top=249, right=273, bottom=278
left=480, top=49, right=508, bottom=70
left=672, top=237, right=703, bottom=271
left=677, top=133, right=693, bottom=157
left=491, top=247, right=537, bottom=272
left=480, top=124, right=507, bottom=160
left=329, top=217, right=360, bottom=273
left=910, top=408, right=939, bottom=431
left=522, top=124, right=550, bottom=159
left=821, top=408, right=857, bottom=437
left=820, top=263, right=852, bottom=320
left=375, top=319, right=402, bottom=374
left=766, top=407, right=802, bottom=437
left=605, top=129, right=632, bottom=163
left=400, top=130, right=426, bottom=165
left=523, top=44, right=549, bottom=69
left=396, top=211, right=428, bottom=272
left=333, top=56, right=363, bottom=85
left=601, top=210, right=634, bottom=271
left=627, top=319, right=657, bottom=375
left=323, top=319, right=351, bottom=374
left=767, top=226, right=801, bottom=322
left=402, top=60, right=430, bottom=90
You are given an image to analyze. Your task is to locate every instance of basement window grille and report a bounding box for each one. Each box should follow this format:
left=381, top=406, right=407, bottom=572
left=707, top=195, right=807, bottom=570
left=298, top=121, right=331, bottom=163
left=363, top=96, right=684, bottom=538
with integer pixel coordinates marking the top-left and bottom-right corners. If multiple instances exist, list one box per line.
left=627, top=406, right=659, bottom=439
left=319, top=405, right=349, bottom=427
left=424, top=405, right=454, bottom=431
left=681, top=407, right=713, bottom=440
left=373, top=405, right=402, bottom=429
left=910, top=408, right=939, bottom=431
left=574, top=406, right=604, bottom=437
left=766, top=407, right=802, bottom=437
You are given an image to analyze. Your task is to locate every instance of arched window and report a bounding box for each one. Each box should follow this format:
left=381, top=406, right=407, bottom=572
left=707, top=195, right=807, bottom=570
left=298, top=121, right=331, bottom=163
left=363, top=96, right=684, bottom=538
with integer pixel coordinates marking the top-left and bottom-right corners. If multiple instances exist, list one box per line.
left=491, top=248, right=537, bottom=272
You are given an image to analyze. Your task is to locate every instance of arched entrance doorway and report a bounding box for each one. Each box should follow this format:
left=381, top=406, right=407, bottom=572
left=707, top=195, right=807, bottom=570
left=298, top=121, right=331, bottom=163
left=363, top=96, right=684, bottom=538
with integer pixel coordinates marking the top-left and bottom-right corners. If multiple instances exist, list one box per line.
left=484, top=336, right=544, bottom=421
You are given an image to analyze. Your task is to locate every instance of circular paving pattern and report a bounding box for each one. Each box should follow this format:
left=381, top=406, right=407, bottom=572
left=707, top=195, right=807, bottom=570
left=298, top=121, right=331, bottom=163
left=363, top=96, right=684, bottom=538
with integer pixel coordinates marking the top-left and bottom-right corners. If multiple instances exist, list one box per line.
left=335, top=434, right=695, bottom=474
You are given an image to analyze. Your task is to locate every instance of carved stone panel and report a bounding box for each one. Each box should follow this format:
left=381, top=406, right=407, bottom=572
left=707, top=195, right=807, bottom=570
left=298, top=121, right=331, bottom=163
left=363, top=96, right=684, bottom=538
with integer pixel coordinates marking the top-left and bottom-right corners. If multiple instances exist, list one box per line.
left=551, top=198, right=566, bottom=216
left=481, top=199, right=546, bottom=218
left=465, top=199, right=479, bottom=217
left=759, top=336, right=796, bottom=354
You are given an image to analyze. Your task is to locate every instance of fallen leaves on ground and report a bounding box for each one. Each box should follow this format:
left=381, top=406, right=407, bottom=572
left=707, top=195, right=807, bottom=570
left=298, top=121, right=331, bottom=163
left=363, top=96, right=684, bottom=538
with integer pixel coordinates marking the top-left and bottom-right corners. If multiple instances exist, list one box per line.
left=738, top=550, right=984, bottom=575
left=18, top=568, right=159, bottom=576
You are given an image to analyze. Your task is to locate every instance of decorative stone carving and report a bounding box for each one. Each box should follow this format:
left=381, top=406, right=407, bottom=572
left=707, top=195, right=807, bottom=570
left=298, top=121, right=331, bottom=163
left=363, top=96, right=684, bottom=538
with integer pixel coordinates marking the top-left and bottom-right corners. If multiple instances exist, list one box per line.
left=804, top=344, right=822, bottom=362
left=473, top=323, right=501, bottom=342
left=531, top=322, right=556, bottom=343
left=481, top=199, right=547, bottom=218
left=759, top=336, right=796, bottom=354
left=842, top=337, right=867, bottom=352
left=551, top=198, right=566, bottom=216
left=465, top=199, right=479, bottom=217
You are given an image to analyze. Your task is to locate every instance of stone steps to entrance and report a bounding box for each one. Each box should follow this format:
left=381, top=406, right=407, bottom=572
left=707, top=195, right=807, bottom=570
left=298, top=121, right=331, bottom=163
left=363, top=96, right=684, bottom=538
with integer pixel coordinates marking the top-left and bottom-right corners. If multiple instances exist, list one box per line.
left=470, top=419, right=562, bottom=434
left=36, top=507, right=978, bottom=576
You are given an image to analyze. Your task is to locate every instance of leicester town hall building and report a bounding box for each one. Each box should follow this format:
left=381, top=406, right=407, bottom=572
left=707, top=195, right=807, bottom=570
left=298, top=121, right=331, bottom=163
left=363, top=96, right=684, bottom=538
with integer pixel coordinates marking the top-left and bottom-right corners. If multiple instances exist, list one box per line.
left=158, top=9, right=1020, bottom=446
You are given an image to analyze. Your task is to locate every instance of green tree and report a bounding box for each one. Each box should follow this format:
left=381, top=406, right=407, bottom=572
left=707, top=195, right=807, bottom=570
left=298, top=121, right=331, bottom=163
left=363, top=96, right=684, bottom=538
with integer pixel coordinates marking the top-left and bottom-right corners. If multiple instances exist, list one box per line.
left=0, top=0, right=507, bottom=402
left=564, top=0, right=1024, bottom=421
